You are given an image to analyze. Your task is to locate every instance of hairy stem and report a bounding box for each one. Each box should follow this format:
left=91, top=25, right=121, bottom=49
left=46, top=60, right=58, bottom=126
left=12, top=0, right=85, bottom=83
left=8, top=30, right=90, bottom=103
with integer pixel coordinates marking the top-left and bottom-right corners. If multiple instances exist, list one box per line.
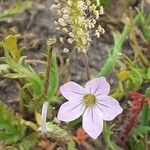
left=43, top=39, right=55, bottom=98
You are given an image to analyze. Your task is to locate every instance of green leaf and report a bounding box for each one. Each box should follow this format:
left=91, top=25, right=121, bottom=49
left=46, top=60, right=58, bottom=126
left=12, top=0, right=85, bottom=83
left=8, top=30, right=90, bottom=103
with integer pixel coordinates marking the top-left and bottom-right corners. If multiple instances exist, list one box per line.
left=4, top=73, right=27, bottom=78
left=0, top=1, right=32, bottom=22
left=141, top=85, right=150, bottom=127
left=131, top=126, right=150, bottom=138
left=146, top=68, right=150, bottom=80
left=145, top=87, right=150, bottom=97
left=48, top=53, right=58, bottom=101
left=125, top=67, right=143, bottom=91
left=46, top=122, right=75, bottom=149
left=3, top=53, right=43, bottom=96
left=128, top=126, right=150, bottom=150
left=67, top=140, right=76, bottom=150
left=19, top=133, right=38, bottom=150
left=140, top=103, right=149, bottom=127
left=3, top=35, right=20, bottom=61
left=137, top=7, right=150, bottom=43
left=0, top=64, right=10, bottom=75
left=103, top=123, right=123, bottom=150
left=0, top=101, right=26, bottom=144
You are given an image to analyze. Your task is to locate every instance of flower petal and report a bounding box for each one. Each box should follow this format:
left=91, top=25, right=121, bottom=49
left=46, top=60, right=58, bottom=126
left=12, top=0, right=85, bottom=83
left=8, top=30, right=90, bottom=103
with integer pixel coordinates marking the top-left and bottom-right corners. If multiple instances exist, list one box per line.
left=57, top=101, right=85, bottom=122
left=60, top=81, right=85, bottom=101
left=82, top=107, right=103, bottom=139
left=85, top=77, right=110, bottom=95
left=95, top=96, right=123, bottom=121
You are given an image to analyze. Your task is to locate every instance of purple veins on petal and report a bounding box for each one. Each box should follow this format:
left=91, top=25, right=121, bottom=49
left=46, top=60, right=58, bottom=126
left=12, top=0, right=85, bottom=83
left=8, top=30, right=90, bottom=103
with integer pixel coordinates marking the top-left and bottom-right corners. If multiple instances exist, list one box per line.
left=82, top=107, right=103, bottom=139
left=60, top=81, right=85, bottom=101
left=57, top=101, right=85, bottom=122
left=85, top=77, right=110, bottom=95
left=96, top=96, right=123, bottom=121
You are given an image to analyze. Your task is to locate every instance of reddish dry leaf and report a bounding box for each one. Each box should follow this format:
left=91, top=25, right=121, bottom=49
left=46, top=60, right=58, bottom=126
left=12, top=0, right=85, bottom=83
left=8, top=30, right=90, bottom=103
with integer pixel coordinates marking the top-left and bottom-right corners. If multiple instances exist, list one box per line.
left=119, top=92, right=150, bottom=145
left=73, top=127, right=89, bottom=145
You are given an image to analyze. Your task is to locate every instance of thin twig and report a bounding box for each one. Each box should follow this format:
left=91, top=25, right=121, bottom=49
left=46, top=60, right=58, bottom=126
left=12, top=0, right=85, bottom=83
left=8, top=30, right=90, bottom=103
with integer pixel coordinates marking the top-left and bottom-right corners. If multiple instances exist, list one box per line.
left=82, top=52, right=90, bottom=81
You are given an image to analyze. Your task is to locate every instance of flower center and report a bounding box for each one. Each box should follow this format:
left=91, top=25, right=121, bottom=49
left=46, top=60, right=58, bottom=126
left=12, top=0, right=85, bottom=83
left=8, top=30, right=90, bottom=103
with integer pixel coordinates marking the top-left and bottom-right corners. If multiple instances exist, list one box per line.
left=83, top=94, right=96, bottom=107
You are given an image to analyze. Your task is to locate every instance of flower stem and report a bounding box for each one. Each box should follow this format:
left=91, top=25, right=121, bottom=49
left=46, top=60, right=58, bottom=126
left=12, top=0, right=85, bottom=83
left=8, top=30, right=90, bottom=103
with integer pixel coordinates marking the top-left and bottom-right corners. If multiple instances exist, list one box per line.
left=82, top=52, right=90, bottom=81
left=44, top=38, right=56, bottom=98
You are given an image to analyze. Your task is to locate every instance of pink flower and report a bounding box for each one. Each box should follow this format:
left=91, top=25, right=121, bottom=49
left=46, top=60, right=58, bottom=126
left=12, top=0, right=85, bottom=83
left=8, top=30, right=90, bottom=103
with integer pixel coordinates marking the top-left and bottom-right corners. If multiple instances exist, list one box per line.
left=57, top=77, right=123, bottom=139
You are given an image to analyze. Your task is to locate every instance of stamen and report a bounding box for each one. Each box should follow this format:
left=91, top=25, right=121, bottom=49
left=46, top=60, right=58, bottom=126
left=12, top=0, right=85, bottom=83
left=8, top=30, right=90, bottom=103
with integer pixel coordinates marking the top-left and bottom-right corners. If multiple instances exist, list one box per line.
left=83, top=94, right=96, bottom=107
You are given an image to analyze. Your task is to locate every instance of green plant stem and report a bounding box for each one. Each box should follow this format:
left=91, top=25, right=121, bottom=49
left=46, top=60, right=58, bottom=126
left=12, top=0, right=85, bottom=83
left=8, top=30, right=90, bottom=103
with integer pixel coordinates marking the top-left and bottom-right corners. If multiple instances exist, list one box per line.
left=82, top=52, right=90, bottom=80
left=98, top=15, right=139, bottom=76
